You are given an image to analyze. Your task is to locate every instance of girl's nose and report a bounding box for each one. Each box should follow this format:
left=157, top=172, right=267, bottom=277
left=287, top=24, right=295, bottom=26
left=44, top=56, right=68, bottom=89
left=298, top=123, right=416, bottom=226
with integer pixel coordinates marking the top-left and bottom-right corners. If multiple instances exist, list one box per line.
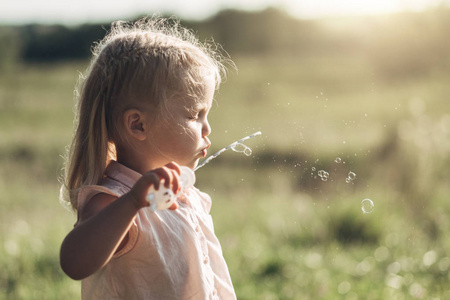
left=202, top=119, right=211, bottom=137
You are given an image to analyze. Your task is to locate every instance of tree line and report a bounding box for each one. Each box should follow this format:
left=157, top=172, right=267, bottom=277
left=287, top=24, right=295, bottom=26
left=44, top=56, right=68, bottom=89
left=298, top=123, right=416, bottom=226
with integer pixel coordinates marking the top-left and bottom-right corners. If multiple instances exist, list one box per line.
left=1, top=8, right=329, bottom=63
left=1, top=7, right=450, bottom=78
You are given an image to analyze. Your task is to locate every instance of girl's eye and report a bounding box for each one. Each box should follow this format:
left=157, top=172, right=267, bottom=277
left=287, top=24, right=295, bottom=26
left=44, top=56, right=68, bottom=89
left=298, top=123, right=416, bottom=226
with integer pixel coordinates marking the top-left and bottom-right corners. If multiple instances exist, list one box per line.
left=188, top=109, right=208, bottom=121
left=188, top=112, right=199, bottom=120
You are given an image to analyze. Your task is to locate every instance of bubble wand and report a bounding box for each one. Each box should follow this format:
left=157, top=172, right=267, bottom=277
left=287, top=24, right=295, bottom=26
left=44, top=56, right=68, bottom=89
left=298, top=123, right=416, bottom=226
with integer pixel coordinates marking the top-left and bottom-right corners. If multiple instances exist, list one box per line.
left=194, top=131, right=262, bottom=171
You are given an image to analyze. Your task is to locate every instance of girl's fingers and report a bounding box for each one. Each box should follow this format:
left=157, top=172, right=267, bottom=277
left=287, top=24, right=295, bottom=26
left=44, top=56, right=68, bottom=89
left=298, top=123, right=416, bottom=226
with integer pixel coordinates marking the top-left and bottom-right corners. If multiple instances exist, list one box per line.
left=138, top=172, right=160, bottom=191
left=168, top=202, right=178, bottom=210
left=163, top=162, right=181, bottom=193
left=151, top=163, right=181, bottom=194
left=129, top=172, right=159, bottom=208
left=151, top=167, right=172, bottom=188
left=137, top=162, right=183, bottom=210
left=165, top=162, right=181, bottom=175
left=170, top=169, right=181, bottom=194
left=163, top=162, right=182, bottom=194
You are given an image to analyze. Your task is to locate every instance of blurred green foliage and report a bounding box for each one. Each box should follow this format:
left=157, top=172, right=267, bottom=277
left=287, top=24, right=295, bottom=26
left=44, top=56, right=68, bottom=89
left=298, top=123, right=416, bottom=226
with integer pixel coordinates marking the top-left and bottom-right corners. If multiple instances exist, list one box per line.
left=0, top=7, right=450, bottom=299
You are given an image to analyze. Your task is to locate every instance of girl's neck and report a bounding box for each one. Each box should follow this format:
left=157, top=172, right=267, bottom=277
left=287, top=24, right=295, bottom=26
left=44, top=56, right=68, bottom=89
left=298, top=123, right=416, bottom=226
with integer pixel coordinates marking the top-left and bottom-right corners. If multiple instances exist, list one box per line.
left=116, top=148, right=156, bottom=174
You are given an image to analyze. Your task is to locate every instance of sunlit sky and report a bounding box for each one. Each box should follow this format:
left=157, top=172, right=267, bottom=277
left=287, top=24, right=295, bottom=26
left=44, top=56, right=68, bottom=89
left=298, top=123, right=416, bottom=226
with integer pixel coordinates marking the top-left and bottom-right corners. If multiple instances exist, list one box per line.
left=1, top=0, right=449, bottom=25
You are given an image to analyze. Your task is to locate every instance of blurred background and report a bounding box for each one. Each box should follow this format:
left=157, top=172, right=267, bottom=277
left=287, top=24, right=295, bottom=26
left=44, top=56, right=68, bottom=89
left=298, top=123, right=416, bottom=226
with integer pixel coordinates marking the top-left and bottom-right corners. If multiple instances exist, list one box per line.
left=1, top=0, right=450, bottom=299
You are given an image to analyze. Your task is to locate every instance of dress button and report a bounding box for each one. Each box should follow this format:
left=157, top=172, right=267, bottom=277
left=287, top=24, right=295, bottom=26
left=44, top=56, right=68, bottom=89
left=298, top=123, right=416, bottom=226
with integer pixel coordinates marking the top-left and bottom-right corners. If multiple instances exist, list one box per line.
left=204, top=256, right=209, bottom=264
left=213, top=289, right=217, bottom=296
left=195, top=225, right=201, bottom=232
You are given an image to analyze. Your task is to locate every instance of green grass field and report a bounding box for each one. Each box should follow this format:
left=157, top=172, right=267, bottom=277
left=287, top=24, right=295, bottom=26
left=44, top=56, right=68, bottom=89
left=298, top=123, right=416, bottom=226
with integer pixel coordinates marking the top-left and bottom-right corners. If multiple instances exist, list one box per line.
left=0, top=48, right=449, bottom=299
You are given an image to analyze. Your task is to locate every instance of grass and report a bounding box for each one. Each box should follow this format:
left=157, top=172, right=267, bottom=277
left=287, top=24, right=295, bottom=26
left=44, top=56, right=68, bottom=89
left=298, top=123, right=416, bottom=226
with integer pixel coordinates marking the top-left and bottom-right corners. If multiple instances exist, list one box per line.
left=0, top=49, right=449, bottom=299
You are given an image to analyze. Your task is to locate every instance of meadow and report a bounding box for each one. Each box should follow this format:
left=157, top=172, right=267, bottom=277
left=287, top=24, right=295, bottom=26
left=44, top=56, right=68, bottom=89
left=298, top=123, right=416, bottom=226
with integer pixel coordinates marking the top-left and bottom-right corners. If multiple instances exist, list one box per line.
left=1, top=12, right=450, bottom=299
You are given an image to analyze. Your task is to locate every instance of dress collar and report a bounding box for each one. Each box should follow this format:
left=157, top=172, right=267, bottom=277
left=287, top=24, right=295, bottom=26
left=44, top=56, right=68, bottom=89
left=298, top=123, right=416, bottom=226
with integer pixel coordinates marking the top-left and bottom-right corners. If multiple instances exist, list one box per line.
left=104, top=160, right=142, bottom=189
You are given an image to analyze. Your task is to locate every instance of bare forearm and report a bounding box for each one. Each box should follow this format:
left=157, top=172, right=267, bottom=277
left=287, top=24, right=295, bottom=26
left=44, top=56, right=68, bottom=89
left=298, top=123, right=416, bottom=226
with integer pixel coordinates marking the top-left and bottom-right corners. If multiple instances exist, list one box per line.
left=60, top=194, right=139, bottom=280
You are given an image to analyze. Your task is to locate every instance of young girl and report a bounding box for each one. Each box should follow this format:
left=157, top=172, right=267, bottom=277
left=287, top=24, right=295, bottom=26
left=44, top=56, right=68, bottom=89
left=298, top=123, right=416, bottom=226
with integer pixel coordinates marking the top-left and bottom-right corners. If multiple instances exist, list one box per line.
left=59, top=16, right=236, bottom=299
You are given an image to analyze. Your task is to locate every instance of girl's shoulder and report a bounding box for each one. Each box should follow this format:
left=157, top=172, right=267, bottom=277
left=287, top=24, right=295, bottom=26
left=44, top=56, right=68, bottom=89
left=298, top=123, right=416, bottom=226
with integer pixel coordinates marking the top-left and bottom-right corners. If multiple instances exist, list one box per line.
left=77, top=176, right=128, bottom=213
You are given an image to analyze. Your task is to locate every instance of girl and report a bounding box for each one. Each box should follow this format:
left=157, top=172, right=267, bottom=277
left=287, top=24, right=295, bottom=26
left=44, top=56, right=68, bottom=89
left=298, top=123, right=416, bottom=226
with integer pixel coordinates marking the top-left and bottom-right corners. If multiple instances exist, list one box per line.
left=59, top=16, right=236, bottom=299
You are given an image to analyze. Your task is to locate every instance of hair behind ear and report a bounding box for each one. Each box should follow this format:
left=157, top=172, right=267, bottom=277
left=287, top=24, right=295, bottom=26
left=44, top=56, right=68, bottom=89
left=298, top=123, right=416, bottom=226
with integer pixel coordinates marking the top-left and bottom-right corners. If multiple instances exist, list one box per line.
left=61, top=83, right=112, bottom=210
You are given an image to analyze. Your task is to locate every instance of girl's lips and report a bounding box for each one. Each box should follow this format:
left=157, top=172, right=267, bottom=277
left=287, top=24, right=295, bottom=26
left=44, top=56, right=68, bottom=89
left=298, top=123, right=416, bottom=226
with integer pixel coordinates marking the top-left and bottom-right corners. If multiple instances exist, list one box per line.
left=200, top=144, right=210, bottom=157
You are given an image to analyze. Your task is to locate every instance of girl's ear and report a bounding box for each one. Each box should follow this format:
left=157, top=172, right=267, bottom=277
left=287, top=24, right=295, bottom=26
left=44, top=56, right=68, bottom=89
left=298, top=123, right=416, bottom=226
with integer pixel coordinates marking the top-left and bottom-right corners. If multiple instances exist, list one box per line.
left=123, top=109, right=147, bottom=141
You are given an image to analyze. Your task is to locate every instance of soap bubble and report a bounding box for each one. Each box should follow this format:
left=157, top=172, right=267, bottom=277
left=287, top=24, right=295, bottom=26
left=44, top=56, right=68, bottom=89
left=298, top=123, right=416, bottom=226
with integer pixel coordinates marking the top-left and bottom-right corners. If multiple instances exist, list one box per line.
left=243, top=147, right=252, bottom=156
left=312, top=167, right=316, bottom=171
left=361, top=199, right=374, bottom=214
left=348, top=172, right=356, bottom=180
left=231, top=142, right=252, bottom=157
left=231, top=142, right=246, bottom=152
left=335, top=157, right=342, bottom=163
left=231, top=143, right=252, bottom=156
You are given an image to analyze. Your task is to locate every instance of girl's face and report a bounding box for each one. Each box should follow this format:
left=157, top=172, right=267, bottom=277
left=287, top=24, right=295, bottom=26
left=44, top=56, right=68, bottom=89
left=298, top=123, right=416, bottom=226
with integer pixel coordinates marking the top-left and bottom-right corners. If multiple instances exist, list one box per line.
left=144, top=76, right=214, bottom=169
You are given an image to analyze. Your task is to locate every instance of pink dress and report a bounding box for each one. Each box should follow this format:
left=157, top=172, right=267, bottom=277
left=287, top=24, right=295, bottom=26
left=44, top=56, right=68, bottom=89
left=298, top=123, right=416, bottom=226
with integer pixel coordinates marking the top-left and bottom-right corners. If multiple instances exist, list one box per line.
left=77, top=161, right=236, bottom=300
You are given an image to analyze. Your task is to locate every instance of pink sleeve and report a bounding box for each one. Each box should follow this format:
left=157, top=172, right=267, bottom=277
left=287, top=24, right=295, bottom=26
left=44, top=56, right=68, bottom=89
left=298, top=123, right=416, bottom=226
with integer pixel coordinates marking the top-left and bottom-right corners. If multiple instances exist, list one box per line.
left=76, top=185, right=139, bottom=257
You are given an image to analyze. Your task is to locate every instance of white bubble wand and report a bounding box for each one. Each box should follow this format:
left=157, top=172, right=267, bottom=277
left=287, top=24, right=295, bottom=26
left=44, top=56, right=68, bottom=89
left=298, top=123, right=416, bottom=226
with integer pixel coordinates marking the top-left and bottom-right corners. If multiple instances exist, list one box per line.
left=194, top=131, right=262, bottom=171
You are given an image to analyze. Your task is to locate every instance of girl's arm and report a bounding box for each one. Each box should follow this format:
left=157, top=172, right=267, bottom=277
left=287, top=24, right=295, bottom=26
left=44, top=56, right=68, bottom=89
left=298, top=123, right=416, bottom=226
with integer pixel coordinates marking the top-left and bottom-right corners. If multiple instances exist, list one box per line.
left=60, top=192, right=140, bottom=280
left=60, top=163, right=181, bottom=280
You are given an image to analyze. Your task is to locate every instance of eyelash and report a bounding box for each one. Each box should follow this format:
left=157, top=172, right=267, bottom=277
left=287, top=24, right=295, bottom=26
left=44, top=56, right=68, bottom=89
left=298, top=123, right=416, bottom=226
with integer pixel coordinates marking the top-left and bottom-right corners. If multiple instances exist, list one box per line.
left=189, top=108, right=208, bottom=120
left=188, top=112, right=200, bottom=120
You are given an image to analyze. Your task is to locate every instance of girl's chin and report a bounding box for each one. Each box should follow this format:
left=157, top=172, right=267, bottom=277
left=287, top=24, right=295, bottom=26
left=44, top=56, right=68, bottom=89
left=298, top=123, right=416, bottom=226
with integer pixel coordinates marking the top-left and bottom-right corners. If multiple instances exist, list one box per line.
left=190, top=160, right=200, bottom=170
left=181, top=159, right=199, bottom=170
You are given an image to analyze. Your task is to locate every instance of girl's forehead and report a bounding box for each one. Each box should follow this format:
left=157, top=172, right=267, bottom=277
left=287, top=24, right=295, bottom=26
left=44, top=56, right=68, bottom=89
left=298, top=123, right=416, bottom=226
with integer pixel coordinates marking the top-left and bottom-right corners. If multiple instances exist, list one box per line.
left=184, top=97, right=212, bottom=110
left=169, top=74, right=215, bottom=110
left=164, top=94, right=211, bottom=112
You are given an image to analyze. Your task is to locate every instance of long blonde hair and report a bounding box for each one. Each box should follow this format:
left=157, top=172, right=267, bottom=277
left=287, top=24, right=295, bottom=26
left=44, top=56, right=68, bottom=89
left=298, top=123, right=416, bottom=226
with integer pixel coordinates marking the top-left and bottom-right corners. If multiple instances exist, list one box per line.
left=60, top=16, right=229, bottom=210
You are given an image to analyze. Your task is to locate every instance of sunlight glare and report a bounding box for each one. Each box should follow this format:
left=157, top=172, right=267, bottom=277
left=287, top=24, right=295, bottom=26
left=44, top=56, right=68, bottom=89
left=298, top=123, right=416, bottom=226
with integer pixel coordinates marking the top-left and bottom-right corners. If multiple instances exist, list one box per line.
left=286, top=0, right=444, bottom=18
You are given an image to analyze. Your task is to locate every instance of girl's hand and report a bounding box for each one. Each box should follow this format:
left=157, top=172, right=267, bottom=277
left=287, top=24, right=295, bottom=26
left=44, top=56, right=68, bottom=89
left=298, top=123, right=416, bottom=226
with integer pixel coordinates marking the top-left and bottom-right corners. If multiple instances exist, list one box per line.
left=128, top=162, right=182, bottom=210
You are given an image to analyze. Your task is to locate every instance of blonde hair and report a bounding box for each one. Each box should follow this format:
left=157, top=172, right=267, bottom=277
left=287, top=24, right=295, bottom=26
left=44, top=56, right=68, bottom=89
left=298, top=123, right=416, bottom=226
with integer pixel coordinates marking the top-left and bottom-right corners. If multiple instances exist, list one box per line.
left=60, top=16, right=229, bottom=210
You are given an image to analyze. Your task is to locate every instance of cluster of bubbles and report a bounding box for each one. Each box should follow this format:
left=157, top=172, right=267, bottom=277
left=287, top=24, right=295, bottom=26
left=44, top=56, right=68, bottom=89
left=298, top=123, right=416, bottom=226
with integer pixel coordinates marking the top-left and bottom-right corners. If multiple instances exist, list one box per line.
left=231, top=142, right=252, bottom=156
left=312, top=158, right=357, bottom=184
left=310, top=157, right=374, bottom=214
left=346, top=171, right=357, bottom=183
left=317, top=170, right=330, bottom=181
left=334, top=157, right=356, bottom=182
